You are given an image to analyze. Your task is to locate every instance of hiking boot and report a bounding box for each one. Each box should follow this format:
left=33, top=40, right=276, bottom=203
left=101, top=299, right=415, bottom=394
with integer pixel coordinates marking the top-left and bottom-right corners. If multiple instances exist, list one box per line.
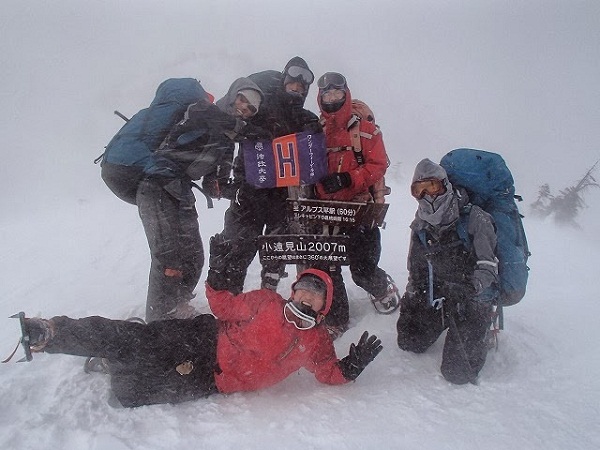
left=24, top=318, right=55, bottom=352
left=370, top=275, right=401, bottom=315
left=3, top=313, right=54, bottom=363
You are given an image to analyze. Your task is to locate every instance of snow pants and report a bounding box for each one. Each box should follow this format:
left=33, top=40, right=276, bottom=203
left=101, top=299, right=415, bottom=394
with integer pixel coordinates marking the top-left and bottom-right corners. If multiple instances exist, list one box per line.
left=317, top=225, right=391, bottom=328
left=217, top=184, right=289, bottom=294
left=44, top=315, right=219, bottom=407
left=136, top=179, right=203, bottom=321
left=396, top=293, right=492, bottom=384
left=102, top=164, right=204, bottom=322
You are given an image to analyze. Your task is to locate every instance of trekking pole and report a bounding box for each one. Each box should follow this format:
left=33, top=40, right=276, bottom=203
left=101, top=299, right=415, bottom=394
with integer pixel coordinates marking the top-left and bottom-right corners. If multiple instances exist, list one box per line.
left=114, top=110, right=130, bottom=122
left=447, top=311, right=478, bottom=385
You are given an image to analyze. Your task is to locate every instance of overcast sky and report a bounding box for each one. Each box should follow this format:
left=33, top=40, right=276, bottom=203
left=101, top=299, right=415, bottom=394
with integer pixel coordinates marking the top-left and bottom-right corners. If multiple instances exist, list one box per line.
left=1, top=0, right=599, bottom=223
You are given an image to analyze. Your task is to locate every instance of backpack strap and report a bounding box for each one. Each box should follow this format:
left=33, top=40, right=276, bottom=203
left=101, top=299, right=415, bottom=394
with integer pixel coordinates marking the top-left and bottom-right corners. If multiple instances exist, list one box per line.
left=191, top=182, right=214, bottom=209
left=348, top=115, right=365, bottom=165
left=456, top=204, right=472, bottom=250
left=347, top=114, right=380, bottom=165
left=415, top=230, right=444, bottom=312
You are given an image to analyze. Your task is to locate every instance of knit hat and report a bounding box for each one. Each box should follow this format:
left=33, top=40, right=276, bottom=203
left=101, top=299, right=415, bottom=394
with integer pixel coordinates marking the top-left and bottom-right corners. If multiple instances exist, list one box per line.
left=237, top=89, right=262, bottom=112
left=293, top=274, right=327, bottom=296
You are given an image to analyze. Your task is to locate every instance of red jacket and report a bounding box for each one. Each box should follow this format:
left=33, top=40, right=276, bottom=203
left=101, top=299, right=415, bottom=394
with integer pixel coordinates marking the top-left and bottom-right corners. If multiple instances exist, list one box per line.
left=206, top=285, right=349, bottom=394
left=315, top=87, right=388, bottom=202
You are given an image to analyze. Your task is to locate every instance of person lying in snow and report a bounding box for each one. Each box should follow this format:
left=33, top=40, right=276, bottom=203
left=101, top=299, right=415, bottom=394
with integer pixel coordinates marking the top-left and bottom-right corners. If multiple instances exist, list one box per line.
left=14, top=236, right=382, bottom=407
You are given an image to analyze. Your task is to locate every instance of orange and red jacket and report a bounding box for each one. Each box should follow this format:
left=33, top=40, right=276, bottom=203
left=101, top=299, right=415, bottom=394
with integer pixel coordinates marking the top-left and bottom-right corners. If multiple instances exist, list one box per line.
left=315, top=87, right=388, bottom=202
left=206, top=284, right=349, bottom=394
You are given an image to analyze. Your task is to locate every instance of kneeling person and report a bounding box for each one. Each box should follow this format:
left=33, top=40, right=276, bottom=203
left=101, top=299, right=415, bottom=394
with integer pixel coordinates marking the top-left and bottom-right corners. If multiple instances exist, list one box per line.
left=397, top=158, right=498, bottom=385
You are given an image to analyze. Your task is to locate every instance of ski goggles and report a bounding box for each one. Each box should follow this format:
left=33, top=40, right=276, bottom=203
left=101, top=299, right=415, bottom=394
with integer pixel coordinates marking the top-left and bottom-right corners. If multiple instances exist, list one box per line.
left=317, top=72, right=347, bottom=90
left=284, top=301, right=319, bottom=330
left=411, top=178, right=447, bottom=199
left=285, top=65, right=315, bottom=85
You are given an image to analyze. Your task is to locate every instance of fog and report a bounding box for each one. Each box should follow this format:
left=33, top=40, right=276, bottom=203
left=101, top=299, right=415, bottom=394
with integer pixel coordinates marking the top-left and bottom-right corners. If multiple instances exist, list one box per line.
left=2, top=0, right=599, bottom=224
left=1, top=2, right=600, bottom=448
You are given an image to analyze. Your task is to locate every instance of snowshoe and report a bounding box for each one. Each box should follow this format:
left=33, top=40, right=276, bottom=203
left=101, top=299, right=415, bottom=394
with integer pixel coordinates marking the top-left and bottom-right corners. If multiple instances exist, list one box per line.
left=369, top=275, right=401, bottom=315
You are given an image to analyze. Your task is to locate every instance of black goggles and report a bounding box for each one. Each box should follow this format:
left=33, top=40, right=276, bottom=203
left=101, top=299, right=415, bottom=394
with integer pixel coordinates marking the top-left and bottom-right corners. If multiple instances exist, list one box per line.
left=286, top=65, right=315, bottom=84
left=283, top=301, right=319, bottom=330
left=411, top=178, right=447, bottom=199
left=317, top=72, right=347, bottom=90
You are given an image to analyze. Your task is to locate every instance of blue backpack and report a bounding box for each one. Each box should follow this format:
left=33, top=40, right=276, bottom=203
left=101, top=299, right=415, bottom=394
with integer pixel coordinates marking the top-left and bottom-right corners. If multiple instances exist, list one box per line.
left=440, top=148, right=530, bottom=306
left=102, top=78, right=209, bottom=174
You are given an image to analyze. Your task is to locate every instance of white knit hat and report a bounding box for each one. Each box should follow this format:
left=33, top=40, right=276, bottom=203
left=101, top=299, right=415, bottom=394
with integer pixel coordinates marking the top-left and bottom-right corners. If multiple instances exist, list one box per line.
left=237, top=89, right=262, bottom=111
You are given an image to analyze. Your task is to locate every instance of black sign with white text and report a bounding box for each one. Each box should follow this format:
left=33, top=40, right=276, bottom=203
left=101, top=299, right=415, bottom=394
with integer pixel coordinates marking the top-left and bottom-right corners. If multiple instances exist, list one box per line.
left=258, top=234, right=350, bottom=265
left=287, top=199, right=389, bottom=228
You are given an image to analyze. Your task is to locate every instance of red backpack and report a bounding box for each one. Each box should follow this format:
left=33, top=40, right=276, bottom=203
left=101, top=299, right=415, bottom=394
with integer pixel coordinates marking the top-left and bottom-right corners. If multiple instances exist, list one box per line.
left=348, top=99, right=391, bottom=204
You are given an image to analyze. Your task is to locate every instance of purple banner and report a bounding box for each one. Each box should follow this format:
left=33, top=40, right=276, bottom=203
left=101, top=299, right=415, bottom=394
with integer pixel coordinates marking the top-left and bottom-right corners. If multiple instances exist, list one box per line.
left=242, top=131, right=327, bottom=188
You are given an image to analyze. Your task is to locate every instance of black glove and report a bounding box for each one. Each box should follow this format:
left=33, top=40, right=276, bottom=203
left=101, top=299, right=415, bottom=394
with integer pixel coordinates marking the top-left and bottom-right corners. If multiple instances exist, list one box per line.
left=338, top=331, right=383, bottom=381
left=219, top=179, right=239, bottom=201
left=209, top=233, right=233, bottom=273
left=206, top=269, right=230, bottom=291
left=320, top=172, right=352, bottom=194
left=206, top=234, right=234, bottom=291
left=201, top=174, right=222, bottom=199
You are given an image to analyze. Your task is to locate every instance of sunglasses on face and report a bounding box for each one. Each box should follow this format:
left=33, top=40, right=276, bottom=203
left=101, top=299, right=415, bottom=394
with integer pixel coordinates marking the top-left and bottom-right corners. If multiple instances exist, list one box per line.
left=283, top=301, right=319, bottom=330
left=286, top=65, right=315, bottom=84
left=317, top=72, right=347, bottom=90
left=411, top=178, right=447, bottom=199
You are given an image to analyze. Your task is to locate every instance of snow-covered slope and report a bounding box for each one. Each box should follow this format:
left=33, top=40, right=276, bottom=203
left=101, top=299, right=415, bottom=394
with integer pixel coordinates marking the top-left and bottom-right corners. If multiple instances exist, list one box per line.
left=1, top=181, right=598, bottom=450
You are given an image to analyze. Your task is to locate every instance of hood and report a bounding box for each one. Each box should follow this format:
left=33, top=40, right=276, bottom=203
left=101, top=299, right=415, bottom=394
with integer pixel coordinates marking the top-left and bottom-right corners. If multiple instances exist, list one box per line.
left=216, top=77, right=263, bottom=116
left=411, top=158, right=449, bottom=184
left=291, top=268, right=334, bottom=317
left=317, top=85, right=353, bottom=147
left=281, top=56, right=313, bottom=106
left=412, top=158, right=459, bottom=227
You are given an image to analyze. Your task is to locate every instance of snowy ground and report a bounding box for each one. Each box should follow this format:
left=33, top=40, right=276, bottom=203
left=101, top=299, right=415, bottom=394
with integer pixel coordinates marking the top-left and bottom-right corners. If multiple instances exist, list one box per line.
left=1, top=180, right=599, bottom=450
left=2, top=2, right=599, bottom=447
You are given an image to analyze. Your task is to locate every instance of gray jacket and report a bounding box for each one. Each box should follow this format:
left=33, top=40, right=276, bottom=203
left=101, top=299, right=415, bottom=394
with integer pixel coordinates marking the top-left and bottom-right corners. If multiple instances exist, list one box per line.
left=407, top=187, right=499, bottom=301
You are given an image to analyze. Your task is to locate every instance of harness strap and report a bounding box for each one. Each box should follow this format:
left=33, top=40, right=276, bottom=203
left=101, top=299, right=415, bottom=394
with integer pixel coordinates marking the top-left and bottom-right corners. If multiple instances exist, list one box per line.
left=191, top=182, right=214, bottom=209
left=327, top=146, right=353, bottom=153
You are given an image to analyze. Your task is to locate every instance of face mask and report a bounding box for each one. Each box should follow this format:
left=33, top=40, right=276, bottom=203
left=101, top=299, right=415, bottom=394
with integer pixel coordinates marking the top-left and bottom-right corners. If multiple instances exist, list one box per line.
left=417, top=189, right=458, bottom=226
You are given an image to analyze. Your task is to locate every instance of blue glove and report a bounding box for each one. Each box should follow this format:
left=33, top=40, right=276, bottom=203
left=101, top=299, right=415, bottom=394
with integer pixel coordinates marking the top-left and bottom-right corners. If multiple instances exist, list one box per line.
left=474, top=286, right=499, bottom=303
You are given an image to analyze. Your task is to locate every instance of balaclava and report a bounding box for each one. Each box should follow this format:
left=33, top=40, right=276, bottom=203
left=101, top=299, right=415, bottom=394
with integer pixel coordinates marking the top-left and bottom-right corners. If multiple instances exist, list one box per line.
left=412, top=158, right=459, bottom=226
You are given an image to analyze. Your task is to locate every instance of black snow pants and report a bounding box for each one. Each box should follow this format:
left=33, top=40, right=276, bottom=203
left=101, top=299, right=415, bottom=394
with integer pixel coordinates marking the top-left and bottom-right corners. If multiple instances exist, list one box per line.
left=319, top=225, right=391, bottom=328
left=397, top=293, right=492, bottom=384
left=217, top=183, right=289, bottom=294
left=44, top=315, right=219, bottom=407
